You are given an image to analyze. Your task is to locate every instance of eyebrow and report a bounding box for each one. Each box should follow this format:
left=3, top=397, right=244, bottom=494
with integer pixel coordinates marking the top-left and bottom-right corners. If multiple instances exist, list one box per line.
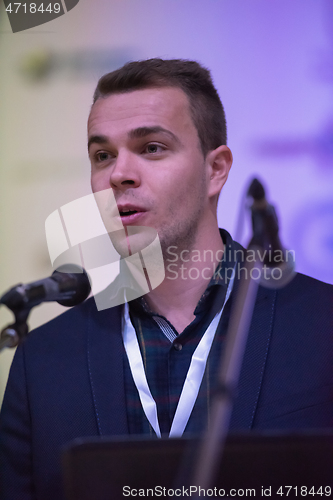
left=128, top=126, right=181, bottom=145
left=88, top=126, right=181, bottom=151
left=88, top=134, right=109, bottom=152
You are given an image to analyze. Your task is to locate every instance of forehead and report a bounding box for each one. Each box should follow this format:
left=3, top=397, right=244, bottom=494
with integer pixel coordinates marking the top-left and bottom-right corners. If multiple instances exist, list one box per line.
left=87, top=87, right=197, bottom=140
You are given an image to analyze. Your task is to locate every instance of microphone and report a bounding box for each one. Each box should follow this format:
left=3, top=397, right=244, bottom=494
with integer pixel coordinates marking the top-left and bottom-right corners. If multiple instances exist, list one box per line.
left=247, top=178, right=295, bottom=288
left=0, top=265, right=91, bottom=311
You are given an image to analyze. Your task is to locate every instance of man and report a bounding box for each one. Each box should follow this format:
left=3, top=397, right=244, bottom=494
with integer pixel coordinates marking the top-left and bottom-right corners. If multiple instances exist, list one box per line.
left=1, top=59, right=332, bottom=499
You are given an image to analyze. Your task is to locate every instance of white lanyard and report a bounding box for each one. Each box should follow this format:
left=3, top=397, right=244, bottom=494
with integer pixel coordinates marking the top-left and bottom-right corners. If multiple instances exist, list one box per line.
left=122, top=273, right=234, bottom=438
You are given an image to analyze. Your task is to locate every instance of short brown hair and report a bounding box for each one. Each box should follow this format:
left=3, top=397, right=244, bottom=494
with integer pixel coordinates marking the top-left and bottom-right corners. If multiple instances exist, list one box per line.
left=93, top=58, right=227, bottom=157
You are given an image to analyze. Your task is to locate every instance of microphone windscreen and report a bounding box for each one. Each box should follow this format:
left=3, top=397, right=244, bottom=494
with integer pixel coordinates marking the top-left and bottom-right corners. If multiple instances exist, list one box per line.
left=52, top=265, right=91, bottom=307
left=248, top=178, right=266, bottom=201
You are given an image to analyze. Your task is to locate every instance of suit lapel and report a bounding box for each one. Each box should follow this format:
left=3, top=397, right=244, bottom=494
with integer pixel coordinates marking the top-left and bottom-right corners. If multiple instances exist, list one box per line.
left=87, top=302, right=129, bottom=436
left=230, top=284, right=277, bottom=429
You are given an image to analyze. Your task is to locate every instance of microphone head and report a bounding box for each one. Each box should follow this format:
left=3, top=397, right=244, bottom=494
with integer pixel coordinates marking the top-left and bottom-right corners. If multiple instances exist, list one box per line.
left=52, top=264, right=91, bottom=307
left=248, top=178, right=266, bottom=201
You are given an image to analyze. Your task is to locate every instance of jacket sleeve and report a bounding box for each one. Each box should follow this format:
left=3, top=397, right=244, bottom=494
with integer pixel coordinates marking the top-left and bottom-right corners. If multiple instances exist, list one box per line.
left=0, top=344, right=36, bottom=500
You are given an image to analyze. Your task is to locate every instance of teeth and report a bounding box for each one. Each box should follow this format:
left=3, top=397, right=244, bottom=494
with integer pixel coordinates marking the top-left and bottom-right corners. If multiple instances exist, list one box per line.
left=120, top=209, right=137, bottom=215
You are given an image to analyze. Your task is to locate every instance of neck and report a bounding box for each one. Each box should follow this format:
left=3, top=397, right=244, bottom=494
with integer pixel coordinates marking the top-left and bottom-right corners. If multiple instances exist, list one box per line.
left=145, top=225, right=224, bottom=333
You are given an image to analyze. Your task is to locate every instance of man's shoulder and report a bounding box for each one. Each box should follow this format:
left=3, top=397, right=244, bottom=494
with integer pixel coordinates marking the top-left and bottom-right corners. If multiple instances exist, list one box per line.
left=272, top=272, right=333, bottom=335
left=222, top=227, right=332, bottom=296
left=277, top=271, right=333, bottom=301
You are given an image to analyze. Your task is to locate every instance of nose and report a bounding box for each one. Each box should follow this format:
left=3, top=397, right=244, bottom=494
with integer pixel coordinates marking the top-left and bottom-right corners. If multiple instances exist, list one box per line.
left=109, top=150, right=141, bottom=191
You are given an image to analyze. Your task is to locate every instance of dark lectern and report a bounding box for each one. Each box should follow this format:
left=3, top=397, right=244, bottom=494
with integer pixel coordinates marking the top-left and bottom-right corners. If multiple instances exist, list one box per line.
left=63, top=432, right=333, bottom=500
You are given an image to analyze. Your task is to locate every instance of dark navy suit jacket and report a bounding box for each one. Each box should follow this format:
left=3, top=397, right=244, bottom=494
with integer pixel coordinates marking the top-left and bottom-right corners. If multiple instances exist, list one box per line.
left=0, top=272, right=332, bottom=499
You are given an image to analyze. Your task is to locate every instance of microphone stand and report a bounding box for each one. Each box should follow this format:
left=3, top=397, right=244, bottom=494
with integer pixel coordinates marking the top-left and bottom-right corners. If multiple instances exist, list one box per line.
left=189, top=247, right=263, bottom=493
left=0, top=264, right=91, bottom=353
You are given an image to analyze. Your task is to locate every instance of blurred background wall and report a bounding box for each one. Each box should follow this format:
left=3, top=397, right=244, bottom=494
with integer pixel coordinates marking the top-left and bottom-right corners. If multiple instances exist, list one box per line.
left=1, top=0, right=332, bottom=402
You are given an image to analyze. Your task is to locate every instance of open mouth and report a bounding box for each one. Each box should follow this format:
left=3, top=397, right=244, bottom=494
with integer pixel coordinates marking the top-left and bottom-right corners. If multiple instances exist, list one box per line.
left=119, top=209, right=138, bottom=217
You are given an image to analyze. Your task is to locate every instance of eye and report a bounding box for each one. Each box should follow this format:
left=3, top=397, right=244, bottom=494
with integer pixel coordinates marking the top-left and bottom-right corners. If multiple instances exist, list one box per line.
left=144, top=143, right=165, bottom=154
left=94, top=151, right=112, bottom=162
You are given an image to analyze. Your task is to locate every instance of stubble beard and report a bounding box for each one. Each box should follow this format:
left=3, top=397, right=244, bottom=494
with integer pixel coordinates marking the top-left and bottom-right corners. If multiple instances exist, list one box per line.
left=159, top=180, right=207, bottom=264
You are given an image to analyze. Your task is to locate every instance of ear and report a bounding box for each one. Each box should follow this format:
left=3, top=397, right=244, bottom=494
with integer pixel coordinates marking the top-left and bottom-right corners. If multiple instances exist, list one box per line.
left=206, top=145, right=233, bottom=199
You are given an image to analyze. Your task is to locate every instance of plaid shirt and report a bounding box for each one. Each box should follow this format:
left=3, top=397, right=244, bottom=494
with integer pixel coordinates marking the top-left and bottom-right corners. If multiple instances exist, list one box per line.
left=123, top=229, right=238, bottom=437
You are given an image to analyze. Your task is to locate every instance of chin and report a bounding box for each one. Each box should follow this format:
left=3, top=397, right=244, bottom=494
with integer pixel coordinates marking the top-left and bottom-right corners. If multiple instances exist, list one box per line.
left=108, top=226, right=165, bottom=290
left=109, top=226, right=160, bottom=258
